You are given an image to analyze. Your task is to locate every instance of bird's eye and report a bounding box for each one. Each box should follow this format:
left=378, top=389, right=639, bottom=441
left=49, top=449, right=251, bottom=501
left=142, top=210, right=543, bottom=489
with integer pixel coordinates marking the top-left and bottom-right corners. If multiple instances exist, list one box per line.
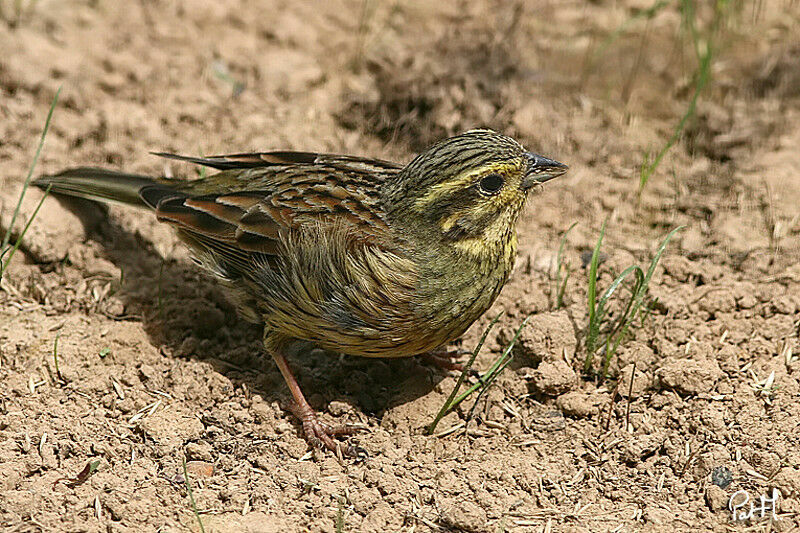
left=478, top=173, right=504, bottom=195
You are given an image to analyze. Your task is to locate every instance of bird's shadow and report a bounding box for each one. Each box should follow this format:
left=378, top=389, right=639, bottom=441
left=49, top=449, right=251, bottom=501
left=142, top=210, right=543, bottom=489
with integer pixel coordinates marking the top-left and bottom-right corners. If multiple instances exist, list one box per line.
left=55, top=196, right=444, bottom=429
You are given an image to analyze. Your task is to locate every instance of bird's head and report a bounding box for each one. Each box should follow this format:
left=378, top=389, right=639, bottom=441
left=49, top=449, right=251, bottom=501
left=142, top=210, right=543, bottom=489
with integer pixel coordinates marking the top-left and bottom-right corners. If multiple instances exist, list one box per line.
left=384, top=129, right=567, bottom=257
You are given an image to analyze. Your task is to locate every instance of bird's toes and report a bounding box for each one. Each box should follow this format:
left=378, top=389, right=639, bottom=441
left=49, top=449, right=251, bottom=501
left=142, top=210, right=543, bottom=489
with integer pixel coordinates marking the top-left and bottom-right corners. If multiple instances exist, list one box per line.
left=295, top=407, right=365, bottom=458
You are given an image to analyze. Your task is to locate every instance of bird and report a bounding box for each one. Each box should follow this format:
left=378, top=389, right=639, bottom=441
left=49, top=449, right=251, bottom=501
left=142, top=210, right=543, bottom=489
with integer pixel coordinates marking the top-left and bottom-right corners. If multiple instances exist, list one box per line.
left=34, top=129, right=567, bottom=455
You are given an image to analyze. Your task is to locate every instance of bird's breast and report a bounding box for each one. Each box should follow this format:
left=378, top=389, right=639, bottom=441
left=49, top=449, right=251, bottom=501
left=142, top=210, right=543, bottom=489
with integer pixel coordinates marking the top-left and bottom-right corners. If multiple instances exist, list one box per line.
left=249, top=226, right=517, bottom=358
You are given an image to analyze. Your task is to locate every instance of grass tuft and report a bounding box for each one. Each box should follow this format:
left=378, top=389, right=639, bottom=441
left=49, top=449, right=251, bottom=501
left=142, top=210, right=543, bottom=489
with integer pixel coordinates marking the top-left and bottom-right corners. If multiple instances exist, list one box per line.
left=582, top=0, right=735, bottom=197
left=428, top=312, right=529, bottom=435
left=427, top=312, right=503, bottom=434
left=584, top=224, right=682, bottom=379
left=0, top=88, right=60, bottom=284
left=637, top=0, right=734, bottom=196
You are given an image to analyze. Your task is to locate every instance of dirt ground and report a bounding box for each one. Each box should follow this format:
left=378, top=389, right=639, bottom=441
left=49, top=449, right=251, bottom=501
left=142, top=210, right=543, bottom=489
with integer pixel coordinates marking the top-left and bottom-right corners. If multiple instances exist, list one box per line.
left=1, top=1, right=799, bottom=531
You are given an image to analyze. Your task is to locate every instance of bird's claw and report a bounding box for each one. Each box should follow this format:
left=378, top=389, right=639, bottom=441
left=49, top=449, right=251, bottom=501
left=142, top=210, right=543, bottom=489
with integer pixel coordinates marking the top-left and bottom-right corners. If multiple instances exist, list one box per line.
left=288, top=402, right=366, bottom=458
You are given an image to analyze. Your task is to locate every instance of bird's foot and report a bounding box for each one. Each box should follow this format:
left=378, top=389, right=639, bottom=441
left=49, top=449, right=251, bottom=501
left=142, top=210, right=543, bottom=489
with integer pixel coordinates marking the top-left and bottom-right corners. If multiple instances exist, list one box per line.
left=269, top=347, right=365, bottom=458
left=287, top=402, right=364, bottom=457
left=421, top=347, right=473, bottom=373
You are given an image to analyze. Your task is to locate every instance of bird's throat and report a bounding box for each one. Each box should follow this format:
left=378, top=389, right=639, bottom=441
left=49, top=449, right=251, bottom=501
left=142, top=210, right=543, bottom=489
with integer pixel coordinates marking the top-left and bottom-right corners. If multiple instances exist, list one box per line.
left=448, top=231, right=518, bottom=271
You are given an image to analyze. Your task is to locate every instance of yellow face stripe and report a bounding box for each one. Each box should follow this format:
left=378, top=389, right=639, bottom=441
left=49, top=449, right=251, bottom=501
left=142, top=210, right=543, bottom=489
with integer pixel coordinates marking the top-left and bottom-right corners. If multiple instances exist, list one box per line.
left=412, top=161, right=523, bottom=213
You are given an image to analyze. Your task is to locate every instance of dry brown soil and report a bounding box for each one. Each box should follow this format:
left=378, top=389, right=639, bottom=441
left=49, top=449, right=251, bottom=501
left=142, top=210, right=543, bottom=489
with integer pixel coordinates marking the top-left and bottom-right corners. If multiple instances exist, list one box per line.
left=1, top=1, right=800, bottom=531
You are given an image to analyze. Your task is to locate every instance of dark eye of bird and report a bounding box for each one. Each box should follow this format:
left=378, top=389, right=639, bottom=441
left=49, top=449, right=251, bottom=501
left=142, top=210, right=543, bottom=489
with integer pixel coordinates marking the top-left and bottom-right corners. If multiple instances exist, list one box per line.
left=478, top=173, right=504, bottom=195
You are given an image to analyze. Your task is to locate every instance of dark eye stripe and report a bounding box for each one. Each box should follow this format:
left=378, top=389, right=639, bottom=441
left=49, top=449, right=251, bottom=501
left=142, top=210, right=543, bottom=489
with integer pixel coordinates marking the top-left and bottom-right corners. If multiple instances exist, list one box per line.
left=479, top=173, right=504, bottom=195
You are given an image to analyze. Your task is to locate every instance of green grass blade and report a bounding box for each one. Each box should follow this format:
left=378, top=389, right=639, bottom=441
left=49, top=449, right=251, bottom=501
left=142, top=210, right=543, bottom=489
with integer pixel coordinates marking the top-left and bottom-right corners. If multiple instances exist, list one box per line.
left=638, top=0, right=721, bottom=195
left=463, top=349, right=515, bottom=426
left=586, top=264, right=642, bottom=373
left=52, top=331, right=64, bottom=384
left=619, top=226, right=683, bottom=332
left=0, top=184, right=51, bottom=282
left=182, top=457, right=206, bottom=533
left=584, top=226, right=682, bottom=377
left=557, top=269, right=571, bottom=310
left=553, top=222, right=578, bottom=309
left=584, top=220, right=607, bottom=371
left=335, top=495, right=345, bottom=532
left=596, top=265, right=643, bottom=312
left=601, top=228, right=681, bottom=377
left=602, top=267, right=645, bottom=342
left=1, top=88, right=60, bottom=254
left=642, top=226, right=683, bottom=288
left=427, top=311, right=504, bottom=434
left=638, top=50, right=710, bottom=193
left=451, top=315, right=529, bottom=408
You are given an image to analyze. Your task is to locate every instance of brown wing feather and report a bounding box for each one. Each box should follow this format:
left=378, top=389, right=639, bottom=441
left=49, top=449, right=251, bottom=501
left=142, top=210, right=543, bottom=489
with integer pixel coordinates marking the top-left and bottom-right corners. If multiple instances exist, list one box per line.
left=151, top=185, right=395, bottom=279
left=152, top=150, right=402, bottom=171
left=144, top=150, right=402, bottom=283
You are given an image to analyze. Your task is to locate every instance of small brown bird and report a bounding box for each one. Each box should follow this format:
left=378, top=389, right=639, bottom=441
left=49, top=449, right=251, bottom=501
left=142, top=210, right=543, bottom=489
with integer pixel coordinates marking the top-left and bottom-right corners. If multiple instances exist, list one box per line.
left=34, top=129, right=567, bottom=454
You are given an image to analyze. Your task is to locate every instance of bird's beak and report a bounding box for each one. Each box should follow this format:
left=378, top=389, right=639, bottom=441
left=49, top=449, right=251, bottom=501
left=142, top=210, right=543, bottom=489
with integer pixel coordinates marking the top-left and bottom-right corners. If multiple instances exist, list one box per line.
left=521, top=152, right=568, bottom=190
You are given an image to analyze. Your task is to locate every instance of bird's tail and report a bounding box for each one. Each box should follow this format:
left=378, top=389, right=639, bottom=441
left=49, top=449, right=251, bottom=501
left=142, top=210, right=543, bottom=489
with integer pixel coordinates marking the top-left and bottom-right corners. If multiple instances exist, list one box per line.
left=33, top=168, right=177, bottom=209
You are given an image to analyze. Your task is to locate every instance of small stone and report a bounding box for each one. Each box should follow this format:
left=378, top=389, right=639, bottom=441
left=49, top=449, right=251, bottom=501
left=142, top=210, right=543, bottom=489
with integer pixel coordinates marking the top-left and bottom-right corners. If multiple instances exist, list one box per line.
left=185, top=441, right=214, bottom=462
left=656, top=358, right=723, bottom=396
left=529, top=360, right=576, bottom=396
left=184, top=460, right=214, bottom=478
left=507, top=310, right=577, bottom=364
left=556, top=390, right=607, bottom=418
left=705, top=485, right=729, bottom=511
left=439, top=499, right=487, bottom=532
left=711, top=466, right=733, bottom=489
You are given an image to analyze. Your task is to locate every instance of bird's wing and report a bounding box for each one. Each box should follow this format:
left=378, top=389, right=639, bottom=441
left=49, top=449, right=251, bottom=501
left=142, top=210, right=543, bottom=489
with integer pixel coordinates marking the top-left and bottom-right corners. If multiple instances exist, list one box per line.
left=139, top=161, right=398, bottom=278
left=152, top=150, right=402, bottom=172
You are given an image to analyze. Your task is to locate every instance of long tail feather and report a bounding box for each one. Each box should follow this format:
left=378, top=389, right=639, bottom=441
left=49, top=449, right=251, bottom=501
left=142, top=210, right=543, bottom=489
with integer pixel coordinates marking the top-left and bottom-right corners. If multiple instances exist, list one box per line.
left=33, top=168, right=175, bottom=209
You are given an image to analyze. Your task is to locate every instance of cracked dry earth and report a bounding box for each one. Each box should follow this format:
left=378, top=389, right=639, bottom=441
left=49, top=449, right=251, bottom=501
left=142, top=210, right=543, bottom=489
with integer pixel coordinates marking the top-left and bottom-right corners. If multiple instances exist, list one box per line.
left=1, top=1, right=800, bottom=532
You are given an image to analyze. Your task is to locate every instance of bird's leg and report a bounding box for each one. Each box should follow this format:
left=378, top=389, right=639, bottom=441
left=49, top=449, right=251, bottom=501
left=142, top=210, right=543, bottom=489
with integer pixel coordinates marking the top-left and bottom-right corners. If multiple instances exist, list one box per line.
left=268, top=348, right=358, bottom=455
left=420, top=346, right=472, bottom=372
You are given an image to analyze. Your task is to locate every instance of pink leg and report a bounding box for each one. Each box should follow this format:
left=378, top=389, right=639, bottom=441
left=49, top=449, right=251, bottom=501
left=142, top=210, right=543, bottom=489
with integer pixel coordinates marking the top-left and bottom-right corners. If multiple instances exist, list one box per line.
left=270, top=349, right=359, bottom=456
